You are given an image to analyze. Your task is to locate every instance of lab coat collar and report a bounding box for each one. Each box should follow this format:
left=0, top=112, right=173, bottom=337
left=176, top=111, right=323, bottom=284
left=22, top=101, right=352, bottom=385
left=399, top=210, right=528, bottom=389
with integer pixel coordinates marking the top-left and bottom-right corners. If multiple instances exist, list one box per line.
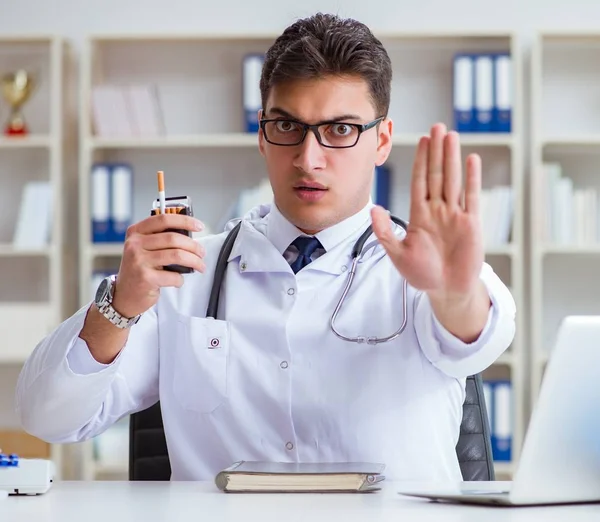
left=266, top=200, right=375, bottom=256
left=225, top=200, right=380, bottom=275
left=225, top=212, right=291, bottom=274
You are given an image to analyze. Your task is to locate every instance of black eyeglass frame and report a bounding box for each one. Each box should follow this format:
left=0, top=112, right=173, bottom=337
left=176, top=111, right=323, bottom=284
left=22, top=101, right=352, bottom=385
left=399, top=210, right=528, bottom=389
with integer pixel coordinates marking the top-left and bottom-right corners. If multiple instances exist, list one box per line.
left=259, top=116, right=385, bottom=149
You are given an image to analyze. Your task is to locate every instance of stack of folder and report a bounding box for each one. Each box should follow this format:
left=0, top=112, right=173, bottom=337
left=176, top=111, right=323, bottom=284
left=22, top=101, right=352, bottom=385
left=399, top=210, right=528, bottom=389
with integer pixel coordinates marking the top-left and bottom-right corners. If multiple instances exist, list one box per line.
left=453, top=52, right=512, bottom=133
left=91, top=163, right=133, bottom=243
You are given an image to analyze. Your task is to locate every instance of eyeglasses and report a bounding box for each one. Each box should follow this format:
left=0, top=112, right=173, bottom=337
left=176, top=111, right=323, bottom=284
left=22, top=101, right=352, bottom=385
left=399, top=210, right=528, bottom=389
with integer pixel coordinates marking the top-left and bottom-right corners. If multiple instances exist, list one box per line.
left=259, top=116, right=384, bottom=149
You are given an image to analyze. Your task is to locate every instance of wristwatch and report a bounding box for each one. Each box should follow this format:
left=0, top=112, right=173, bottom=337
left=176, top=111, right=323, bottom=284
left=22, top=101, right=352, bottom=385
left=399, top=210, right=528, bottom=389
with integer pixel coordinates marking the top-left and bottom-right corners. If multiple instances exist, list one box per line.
left=94, top=275, right=142, bottom=329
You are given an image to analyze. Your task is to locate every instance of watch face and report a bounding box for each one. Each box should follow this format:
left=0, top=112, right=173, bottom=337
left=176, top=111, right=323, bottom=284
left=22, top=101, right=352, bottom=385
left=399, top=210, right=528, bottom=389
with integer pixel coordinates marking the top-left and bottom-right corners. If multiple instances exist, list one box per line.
left=95, top=277, right=111, bottom=305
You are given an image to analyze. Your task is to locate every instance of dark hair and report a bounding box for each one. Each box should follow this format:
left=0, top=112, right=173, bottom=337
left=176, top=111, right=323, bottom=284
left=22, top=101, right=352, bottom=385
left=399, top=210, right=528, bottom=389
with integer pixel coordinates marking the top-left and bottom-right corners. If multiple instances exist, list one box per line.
left=260, top=13, right=392, bottom=118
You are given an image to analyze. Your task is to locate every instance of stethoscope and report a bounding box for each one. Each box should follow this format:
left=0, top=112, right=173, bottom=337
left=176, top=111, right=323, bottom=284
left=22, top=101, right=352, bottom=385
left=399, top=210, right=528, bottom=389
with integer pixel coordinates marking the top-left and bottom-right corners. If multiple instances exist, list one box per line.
left=206, top=215, right=409, bottom=345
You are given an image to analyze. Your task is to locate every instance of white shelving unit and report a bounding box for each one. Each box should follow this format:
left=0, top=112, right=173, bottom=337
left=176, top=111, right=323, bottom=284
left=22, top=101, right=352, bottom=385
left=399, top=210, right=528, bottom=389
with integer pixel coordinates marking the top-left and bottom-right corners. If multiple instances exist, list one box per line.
left=530, top=32, right=600, bottom=405
left=78, top=32, right=524, bottom=480
left=0, top=36, right=70, bottom=478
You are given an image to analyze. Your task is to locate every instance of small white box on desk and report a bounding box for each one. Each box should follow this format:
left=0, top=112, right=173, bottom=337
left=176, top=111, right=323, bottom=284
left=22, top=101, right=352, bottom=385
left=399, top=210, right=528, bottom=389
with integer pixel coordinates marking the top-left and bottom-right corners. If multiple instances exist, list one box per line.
left=0, top=458, right=55, bottom=495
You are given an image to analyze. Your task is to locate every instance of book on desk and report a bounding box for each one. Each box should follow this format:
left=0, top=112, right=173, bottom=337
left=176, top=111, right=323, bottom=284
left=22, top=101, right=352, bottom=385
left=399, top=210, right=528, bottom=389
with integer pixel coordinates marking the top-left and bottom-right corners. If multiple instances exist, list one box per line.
left=215, top=461, right=385, bottom=493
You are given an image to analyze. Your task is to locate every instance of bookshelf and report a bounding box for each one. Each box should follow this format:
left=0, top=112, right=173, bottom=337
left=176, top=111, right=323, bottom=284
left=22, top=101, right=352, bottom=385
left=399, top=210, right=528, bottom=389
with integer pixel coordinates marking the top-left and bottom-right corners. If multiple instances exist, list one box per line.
left=78, top=31, right=524, bottom=480
left=530, top=31, right=600, bottom=407
left=0, top=36, right=71, bottom=479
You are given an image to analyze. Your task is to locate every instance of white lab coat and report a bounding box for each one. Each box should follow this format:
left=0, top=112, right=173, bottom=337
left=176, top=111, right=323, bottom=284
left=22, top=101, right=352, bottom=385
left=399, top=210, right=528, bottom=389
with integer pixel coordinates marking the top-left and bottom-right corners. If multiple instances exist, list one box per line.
left=16, top=201, right=516, bottom=481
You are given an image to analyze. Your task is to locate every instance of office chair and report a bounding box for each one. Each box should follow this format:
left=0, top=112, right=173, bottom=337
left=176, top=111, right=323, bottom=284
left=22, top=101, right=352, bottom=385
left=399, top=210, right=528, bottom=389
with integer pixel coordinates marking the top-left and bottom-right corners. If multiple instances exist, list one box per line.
left=129, top=374, right=495, bottom=481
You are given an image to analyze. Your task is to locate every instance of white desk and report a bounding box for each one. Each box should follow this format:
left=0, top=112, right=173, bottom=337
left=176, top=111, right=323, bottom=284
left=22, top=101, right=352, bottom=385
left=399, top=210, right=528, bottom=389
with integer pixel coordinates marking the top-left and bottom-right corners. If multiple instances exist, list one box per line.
left=3, top=481, right=600, bottom=521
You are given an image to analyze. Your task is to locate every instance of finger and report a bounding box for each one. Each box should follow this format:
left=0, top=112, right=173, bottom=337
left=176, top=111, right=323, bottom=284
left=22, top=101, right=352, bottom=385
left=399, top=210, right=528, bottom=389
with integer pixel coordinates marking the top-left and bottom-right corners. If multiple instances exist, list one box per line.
left=464, top=153, right=482, bottom=215
left=427, top=123, right=446, bottom=200
left=151, top=249, right=206, bottom=273
left=153, top=270, right=185, bottom=289
left=371, top=206, right=406, bottom=262
left=410, top=136, right=429, bottom=205
left=132, top=213, right=204, bottom=236
left=142, top=232, right=205, bottom=258
left=442, top=131, right=462, bottom=206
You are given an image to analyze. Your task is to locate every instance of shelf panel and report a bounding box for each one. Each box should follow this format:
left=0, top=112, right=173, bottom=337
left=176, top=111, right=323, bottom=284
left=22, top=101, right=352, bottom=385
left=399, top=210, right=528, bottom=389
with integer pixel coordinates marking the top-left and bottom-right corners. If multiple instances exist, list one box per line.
left=87, top=132, right=515, bottom=150
left=88, top=243, right=124, bottom=258
left=0, top=244, right=53, bottom=257
left=0, top=135, right=52, bottom=149
left=0, top=302, right=53, bottom=363
left=393, top=133, right=514, bottom=147
left=93, top=462, right=128, bottom=476
left=540, top=244, right=600, bottom=255
left=494, top=461, right=514, bottom=476
left=89, top=133, right=258, bottom=149
left=485, top=243, right=516, bottom=256
left=543, top=135, right=600, bottom=146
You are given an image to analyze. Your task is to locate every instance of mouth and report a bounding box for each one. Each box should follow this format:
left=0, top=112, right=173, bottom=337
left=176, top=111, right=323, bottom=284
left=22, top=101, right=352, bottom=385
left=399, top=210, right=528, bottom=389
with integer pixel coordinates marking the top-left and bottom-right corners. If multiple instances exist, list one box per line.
left=293, top=181, right=328, bottom=192
left=293, top=182, right=328, bottom=202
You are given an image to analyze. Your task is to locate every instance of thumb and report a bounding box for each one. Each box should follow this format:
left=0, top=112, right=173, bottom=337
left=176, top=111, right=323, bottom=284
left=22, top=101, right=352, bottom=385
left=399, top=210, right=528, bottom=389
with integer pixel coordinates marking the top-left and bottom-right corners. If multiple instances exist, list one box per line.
left=370, top=206, right=406, bottom=262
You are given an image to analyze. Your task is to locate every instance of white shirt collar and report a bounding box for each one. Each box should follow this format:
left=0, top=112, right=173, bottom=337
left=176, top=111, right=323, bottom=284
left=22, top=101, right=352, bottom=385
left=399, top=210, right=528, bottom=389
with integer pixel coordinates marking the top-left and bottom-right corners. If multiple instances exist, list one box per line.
left=266, top=199, right=375, bottom=254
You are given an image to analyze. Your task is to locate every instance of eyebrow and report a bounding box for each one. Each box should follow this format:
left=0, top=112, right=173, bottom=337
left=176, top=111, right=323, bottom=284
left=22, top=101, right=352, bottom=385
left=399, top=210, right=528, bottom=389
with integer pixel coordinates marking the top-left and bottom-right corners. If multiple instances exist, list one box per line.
left=266, top=107, right=364, bottom=124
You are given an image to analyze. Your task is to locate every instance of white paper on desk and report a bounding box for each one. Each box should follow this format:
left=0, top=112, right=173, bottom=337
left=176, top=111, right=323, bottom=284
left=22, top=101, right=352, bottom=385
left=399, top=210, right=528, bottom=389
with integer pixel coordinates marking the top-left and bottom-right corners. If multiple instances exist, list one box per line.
left=13, top=181, right=53, bottom=249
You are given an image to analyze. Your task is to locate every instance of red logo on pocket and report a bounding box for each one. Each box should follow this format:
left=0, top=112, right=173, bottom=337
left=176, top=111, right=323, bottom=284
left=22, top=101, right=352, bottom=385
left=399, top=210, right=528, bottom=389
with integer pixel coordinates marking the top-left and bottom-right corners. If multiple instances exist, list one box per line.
left=209, top=337, right=220, bottom=349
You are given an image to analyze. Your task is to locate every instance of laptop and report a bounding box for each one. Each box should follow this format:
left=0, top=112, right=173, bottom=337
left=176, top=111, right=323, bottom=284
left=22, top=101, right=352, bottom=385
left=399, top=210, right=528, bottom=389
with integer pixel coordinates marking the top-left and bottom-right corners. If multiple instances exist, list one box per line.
left=398, top=315, right=600, bottom=506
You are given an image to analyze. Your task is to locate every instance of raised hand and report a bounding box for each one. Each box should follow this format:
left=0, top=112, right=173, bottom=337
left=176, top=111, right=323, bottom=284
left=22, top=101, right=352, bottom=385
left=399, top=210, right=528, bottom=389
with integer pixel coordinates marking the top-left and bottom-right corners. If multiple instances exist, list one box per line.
left=371, top=123, right=490, bottom=341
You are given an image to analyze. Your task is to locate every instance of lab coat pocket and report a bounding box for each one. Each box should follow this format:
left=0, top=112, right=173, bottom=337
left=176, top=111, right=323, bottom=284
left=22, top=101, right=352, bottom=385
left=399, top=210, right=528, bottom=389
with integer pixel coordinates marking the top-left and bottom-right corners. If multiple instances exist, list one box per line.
left=173, top=315, right=230, bottom=413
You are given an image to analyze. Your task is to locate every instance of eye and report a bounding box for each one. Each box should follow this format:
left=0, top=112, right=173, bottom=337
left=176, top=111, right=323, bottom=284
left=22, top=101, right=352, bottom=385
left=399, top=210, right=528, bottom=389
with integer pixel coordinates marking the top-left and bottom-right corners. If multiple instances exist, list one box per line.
left=275, top=120, right=299, bottom=132
left=331, top=123, right=353, bottom=136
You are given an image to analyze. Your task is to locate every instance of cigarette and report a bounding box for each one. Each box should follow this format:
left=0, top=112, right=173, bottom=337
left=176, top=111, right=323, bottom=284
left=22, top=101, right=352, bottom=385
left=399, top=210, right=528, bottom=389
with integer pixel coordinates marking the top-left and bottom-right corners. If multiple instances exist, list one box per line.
left=157, top=170, right=166, bottom=215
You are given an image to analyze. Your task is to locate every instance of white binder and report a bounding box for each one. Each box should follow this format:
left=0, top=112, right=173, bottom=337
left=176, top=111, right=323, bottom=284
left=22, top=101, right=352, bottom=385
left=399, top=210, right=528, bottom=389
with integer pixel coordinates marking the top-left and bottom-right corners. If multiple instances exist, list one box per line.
left=243, top=54, right=264, bottom=132
left=493, top=54, right=512, bottom=132
left=453, top=54, right=474, bottom=132
left=474, top=54, right=494, bottom=132
left=91, top=164, right=111, bottom=242
left=110, top=164, right=133, bottom=242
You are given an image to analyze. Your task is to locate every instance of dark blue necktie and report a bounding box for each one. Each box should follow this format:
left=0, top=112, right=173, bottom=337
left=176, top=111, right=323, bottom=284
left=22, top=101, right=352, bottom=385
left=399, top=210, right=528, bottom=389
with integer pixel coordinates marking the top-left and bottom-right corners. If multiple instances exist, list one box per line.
left=289, top=236, right=323, bottom=274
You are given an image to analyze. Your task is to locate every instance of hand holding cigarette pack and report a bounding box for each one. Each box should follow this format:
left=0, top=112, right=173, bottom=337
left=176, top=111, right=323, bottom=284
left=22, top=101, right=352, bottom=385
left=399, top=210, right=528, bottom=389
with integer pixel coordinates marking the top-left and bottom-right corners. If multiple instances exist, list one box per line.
left=151, top=170, right=195, bottom=274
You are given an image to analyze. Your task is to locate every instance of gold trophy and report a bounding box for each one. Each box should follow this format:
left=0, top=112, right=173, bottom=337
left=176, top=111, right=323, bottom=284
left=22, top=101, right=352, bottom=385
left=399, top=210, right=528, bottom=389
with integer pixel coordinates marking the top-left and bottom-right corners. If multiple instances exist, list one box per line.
left=1, top=70, right=35, bottom=136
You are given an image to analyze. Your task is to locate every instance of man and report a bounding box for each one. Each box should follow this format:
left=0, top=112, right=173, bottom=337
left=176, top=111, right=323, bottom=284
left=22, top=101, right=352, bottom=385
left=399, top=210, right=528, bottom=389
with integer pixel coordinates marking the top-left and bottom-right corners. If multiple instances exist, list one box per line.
left=16, top=13, right=515, bottom=481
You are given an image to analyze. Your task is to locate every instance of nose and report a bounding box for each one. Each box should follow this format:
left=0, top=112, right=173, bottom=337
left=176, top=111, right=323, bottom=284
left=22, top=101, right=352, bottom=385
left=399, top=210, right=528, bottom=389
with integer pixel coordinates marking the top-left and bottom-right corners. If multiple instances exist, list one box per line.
left=293, top=128, right=326, bottom=173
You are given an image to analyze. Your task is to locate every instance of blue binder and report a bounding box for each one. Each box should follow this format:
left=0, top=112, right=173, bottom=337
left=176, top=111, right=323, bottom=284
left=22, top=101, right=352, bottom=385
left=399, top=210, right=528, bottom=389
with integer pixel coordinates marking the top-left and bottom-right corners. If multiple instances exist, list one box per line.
left=91, top=163, right=111, bottom=243
left=109, top=163, right=133, bottom=243
left=493, top=53, right=512, bottom=133
left=372, top=165, right=391, bottom=209
left=243, top=54, right=264, bottom=132
left=490, top=379, right=512, bottom=462
left=474, top=54, right=494, bottom=132
left=453, top=54, right=474, bottom=132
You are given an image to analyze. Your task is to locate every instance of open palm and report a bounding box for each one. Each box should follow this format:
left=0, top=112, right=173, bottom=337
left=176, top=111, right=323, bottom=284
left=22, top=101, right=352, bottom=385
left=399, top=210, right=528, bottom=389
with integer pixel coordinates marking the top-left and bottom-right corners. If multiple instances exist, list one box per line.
left=372, top=123, right=484, bottom=298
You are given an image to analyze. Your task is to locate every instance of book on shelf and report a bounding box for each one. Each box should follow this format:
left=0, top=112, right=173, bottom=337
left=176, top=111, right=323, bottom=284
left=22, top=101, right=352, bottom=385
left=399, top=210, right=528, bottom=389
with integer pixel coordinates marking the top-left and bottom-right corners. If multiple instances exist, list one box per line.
left=91, top=84, right=165, bottom=138
left=540, top=162, right=598, bottom=245
left=479, top=185, right=513, bottom=247
left=12, top=181, right=53, bottom=249
left=215, top=461, right=385, bottom=493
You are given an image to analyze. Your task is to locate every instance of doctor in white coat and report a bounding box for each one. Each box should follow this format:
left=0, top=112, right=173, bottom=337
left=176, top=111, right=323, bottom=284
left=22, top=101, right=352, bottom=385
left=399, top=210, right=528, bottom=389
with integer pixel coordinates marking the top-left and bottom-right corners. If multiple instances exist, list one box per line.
left=16, top=13, right=515, bottom=482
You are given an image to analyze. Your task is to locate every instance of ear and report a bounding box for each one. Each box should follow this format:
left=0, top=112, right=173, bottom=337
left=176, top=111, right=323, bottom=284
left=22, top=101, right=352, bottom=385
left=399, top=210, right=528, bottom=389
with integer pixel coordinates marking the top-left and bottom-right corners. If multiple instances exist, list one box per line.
left=257, top=108, right=266, bottom=158
left=375, top=117, right=393, bottom=167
